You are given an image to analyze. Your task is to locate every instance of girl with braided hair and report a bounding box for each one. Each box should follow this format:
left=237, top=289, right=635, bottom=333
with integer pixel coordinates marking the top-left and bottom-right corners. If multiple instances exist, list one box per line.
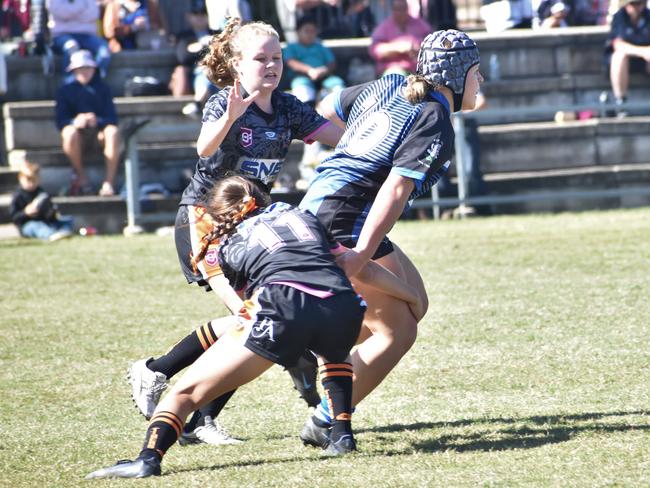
left=126, top=17, right=345, bottom=445
left=87, top=176, right=423, bottom=479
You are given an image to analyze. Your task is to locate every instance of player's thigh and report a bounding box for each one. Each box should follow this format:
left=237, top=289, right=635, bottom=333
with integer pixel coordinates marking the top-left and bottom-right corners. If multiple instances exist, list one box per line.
left=353, top=251, right=417, bottom=339
left=390, top=242, right=429, bottom=312
left=170, top=332, right=273, bottom=405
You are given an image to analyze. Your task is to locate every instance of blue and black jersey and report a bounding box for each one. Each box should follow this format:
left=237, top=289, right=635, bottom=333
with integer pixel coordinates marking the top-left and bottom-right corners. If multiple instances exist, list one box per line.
left=218, top=203, right=353, bottom=299
left=181, top=87, right=329, bottom=206
left=299, top=74, right=454, bottom=253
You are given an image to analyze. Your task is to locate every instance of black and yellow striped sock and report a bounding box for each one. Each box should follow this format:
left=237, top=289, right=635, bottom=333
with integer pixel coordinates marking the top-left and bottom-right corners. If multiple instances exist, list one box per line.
left=148, top=321, right=218, bottom=378
left=320, top=362, right=354, bottom=443
left=139, top=411, right=184, bottom=461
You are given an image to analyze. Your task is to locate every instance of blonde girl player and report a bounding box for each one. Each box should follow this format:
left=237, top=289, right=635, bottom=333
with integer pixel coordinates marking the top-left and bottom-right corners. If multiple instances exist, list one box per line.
left=86, top=176, right=424, bottom=479
left=127, top=18, right=344, bottom=445
left=299, top=29, right=484, bottom=446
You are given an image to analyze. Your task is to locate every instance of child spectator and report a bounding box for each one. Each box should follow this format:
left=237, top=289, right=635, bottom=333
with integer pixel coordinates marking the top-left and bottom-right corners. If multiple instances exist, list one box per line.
left=284, top=14, right=345, bottom=108
left=55, top=50, right=120, bottom=196
left=369, top=0, right=431, bottom=77
left=103, top=0, right=150, bottom=52
left=283, top=14, right=345, bottom=186
left=10, top=161, right=74, bottom=242
left=535, top=0, right=570, bottom=28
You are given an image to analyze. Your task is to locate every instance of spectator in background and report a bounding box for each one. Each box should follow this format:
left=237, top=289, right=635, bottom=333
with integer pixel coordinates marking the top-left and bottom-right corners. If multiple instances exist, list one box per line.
left=534, top=0, right=570, bottom=28
left=605, top=0, right=650, bottom=116
left=420, top=0, right=458, bottom=30
left=284, top=14, right=345, bottom=186
left=46, top=0, right=110, bottom=77
left=480, top=0, right=534, bottom=33
left=296, top=0, right=375, bottom=39
left=171, top=0, right=218, bottom=118
left=55, top=50, right=120, bottom=196
left=0, top=0, right=30, bottom=41
left=10, top=161, right=74, bottom=242
left=284, top=14, right=345, bottom=107
left=369, top=0, right=431, bottom=77
left=103, top=0, right=150, bottom=52
left=206, top=0, right=252, bottom=31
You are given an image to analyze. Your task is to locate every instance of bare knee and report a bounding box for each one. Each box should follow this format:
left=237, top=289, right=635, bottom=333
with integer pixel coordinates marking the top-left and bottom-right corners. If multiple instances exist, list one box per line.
left=61, top=125, right=81, bottom=145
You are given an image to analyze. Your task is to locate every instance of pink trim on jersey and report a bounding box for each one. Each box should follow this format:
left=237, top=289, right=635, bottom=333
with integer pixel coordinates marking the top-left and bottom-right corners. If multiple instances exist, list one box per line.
left=303, top=120, right=331, bottom=144
left=270, top=281, right=335, bottom=299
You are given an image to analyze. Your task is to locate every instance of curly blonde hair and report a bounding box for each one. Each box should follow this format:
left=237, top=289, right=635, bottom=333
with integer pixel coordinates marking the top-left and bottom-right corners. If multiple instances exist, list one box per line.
left=190, top=176, right=271, bottom=272
left=200, top=17, right=280, bottom=88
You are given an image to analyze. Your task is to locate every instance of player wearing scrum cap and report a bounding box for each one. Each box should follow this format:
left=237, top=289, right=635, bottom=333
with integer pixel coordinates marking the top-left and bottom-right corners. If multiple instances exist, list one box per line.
left=299, top=29, right=483, bottom=447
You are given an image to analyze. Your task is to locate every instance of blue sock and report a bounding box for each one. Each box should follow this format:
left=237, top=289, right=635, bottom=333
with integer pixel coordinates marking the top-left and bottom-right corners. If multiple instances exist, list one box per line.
left=313, top=397, right=356, bottom=426
left=313, top=397, right=332, bottom=425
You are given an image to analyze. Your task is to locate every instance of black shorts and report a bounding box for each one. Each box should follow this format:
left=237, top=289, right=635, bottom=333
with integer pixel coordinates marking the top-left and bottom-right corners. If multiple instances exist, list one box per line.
left=174, top=204, right=222, bottom=290
left=238, top=285, right=365, bottom=368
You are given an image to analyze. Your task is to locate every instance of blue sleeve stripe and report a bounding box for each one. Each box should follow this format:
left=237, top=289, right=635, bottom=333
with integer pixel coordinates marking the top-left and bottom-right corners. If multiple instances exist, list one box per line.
left=334, top=91, right=345, bottom=122
left=392, top=167, right=425, bottom=181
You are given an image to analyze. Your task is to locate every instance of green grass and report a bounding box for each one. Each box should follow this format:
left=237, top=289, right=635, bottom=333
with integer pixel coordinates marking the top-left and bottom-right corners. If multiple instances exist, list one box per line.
left=1, top=208, right=649, bottom=487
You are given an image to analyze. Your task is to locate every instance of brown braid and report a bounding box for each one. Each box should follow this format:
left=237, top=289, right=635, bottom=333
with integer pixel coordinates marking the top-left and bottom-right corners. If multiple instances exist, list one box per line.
left=190, top=176, right=271, bottom=272
left=200, top=17, right=279, bottom=88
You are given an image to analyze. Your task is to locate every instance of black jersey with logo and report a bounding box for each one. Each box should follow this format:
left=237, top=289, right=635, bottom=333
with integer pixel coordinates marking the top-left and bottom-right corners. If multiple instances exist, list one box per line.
left=180, top=87, right=328, bottom=206
left=217, top=203, right=353, bottom=299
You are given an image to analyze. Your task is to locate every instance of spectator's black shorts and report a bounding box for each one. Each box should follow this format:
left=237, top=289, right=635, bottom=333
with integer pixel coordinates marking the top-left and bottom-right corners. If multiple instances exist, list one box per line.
left=238, top=285, right=365, bottom=368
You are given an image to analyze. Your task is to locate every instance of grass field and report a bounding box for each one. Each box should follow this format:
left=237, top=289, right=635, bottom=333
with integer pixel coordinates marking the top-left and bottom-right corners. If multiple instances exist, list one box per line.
left=1, top=208, right=649, bottom=487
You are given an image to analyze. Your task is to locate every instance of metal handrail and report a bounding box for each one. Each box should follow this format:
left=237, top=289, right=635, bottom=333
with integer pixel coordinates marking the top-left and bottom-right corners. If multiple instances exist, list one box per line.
left=428, top=100, right=650, bottom=218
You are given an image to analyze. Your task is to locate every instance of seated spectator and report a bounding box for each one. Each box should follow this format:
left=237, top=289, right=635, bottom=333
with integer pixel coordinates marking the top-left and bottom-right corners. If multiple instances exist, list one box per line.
left=296, top=0, right=375, bottom=39
left=0, top=0, right=30, bottom=41
left=206, top=0, right=252, bottom=31
left=284, top=14, right=345, bottom=107
left=369, top=0, right=431, bottom=77
left=55, top=50, right=120, bottom=196
left=480, top=0, right=534, bottom=33
left=284, top=14, right=345, bottom=187
left=10, top=161, right=74, bottom=242
left=46, top=0, right=110, bottom=77
left=103, top=0, right=150, bottom=52
left=169, top=0, right=218, bottom=118
left=605, top=0, right=650, bottom=116
left=534, top=0, right=570, bottom=28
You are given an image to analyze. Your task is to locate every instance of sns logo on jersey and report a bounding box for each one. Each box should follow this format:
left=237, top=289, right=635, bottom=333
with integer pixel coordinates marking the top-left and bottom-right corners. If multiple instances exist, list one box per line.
left=204, top=248, right=219, bottom=267
left=240, top=127, right=253, bottom=148
left=237, top=157, right=283, bottom=184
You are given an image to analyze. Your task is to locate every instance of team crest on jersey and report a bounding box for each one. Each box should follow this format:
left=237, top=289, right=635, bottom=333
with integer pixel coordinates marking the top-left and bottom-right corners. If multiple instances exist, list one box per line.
left=204, top=248, right=219, bottom=266
left=265, top=131, right=277, bottom=140
left=240, top=127, right=253, bottom=147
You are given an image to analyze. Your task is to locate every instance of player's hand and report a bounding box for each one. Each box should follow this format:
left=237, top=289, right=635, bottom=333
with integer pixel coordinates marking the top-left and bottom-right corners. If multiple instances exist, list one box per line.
left=24, top=201, right=39, bottom=216
left=225, top=81, right=260, bottom=122
left=336, top=248, right=369, bottom=279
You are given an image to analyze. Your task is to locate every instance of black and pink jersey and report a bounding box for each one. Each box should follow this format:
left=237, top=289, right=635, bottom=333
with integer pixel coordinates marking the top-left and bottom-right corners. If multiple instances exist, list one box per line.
left=180, top=87, right=329, bottom=206
left=217, top=203, right=353, bottom=299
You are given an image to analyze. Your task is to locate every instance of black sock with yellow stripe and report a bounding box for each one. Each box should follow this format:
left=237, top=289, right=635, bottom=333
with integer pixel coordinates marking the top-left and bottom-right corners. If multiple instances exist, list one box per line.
left=138, top=411, right=183, bottom=461
left=148, top=321, right=218, bottom=378
left=320, top=362, right=354, bottom=443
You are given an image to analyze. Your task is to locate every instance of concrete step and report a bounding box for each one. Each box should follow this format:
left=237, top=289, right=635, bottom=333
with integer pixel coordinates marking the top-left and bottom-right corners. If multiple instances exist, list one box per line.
left=0, top=167, right=19, bottom=194
left=478, top=116, right=650, bottom=173
left=0, top=190, right=307, bottom=233
left=3, top=96, right=201, bottom=150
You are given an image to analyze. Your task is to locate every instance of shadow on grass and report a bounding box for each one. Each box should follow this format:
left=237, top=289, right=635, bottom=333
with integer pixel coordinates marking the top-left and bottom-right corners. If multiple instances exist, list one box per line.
left=166, top=410, right=649, bottom=475
left=358, top=409, right=650, bottom=454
